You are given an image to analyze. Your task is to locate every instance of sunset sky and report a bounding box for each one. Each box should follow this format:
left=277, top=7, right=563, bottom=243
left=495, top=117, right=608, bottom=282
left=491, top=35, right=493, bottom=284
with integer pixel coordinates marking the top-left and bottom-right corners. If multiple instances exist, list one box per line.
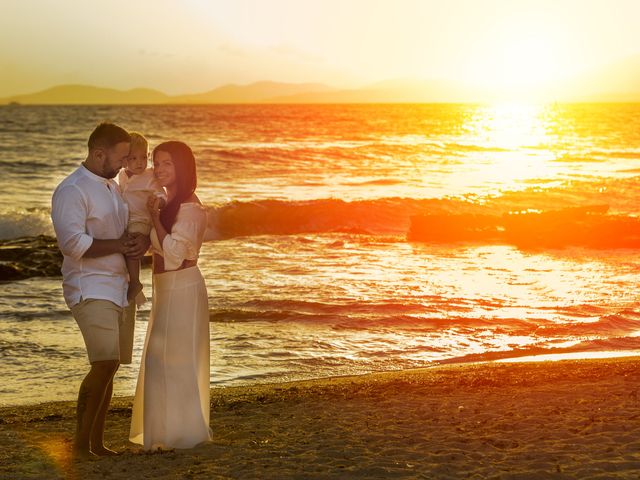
left=2, top=0, right=640, bottom=98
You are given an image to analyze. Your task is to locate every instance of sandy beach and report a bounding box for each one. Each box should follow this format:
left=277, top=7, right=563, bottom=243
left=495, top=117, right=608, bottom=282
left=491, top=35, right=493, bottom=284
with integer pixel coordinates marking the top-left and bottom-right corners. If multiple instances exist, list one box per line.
left=2, top=356, right=640, bottom=479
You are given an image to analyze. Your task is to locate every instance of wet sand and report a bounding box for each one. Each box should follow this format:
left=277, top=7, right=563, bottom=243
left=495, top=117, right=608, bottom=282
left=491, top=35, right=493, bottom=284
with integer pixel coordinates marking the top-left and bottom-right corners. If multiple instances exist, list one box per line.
left=3, top=356, right=640, bottom=479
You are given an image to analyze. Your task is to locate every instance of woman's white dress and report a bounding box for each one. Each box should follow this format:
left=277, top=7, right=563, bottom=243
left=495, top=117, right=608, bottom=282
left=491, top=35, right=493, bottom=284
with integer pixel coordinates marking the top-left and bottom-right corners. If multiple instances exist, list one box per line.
left=130, top=203, right=212, bottom=450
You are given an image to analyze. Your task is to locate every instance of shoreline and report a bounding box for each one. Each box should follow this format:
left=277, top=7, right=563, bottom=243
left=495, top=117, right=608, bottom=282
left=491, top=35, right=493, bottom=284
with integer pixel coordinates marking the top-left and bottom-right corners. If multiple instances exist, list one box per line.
left=4, top=348, right=640, bottom=409
left=3, top=356, right=640, bottom=479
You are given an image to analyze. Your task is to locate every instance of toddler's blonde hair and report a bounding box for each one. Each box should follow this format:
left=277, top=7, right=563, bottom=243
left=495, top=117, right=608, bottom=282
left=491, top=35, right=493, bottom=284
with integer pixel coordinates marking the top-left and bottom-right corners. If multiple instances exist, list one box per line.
left=129, top=131, right=149, bottom=153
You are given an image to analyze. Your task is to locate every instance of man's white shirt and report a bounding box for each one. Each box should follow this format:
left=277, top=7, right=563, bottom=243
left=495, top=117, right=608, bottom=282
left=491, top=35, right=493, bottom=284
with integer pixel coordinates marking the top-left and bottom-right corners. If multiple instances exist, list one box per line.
left=51, top=165, right=129, bottom=308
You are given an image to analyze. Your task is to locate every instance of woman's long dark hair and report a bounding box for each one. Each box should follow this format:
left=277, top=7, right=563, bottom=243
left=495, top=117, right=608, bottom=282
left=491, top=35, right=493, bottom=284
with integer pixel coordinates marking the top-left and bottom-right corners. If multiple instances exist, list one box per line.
left=154, top=141, right=197, bottom=232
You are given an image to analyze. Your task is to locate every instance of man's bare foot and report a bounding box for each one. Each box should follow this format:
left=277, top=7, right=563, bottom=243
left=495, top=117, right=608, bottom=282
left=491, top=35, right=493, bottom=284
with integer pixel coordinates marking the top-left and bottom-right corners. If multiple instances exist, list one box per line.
left=72, top=447, right=99, bottom=461
left=127, top=281, right=143, bottom=304
left=92, top=446, right=122, bottom=456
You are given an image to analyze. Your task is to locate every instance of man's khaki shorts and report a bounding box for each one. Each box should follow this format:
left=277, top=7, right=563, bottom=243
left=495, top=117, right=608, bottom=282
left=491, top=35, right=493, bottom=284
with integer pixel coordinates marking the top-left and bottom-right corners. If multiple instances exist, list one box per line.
left=71, top=299, right=135, bottom=364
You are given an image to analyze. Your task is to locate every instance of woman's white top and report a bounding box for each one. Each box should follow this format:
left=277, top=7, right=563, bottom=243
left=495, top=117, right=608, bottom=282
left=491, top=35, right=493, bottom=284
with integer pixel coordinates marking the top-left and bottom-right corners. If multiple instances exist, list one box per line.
left=150, top=203, right=207, bottom=271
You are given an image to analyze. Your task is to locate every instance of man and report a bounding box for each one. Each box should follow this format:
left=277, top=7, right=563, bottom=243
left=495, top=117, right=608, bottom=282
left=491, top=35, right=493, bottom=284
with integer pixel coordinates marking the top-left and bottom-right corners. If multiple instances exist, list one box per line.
left=51, top=123, right=147, bottom=459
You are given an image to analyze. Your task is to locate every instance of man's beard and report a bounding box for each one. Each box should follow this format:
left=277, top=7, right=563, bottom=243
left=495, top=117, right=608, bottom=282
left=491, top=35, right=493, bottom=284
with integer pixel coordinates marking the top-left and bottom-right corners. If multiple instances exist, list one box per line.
left=102, top=163, right=121, bottom=179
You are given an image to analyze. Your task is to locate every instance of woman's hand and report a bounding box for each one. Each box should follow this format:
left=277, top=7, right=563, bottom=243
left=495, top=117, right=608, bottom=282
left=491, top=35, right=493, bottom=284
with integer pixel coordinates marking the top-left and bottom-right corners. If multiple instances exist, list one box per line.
left=147, top=193, right=169, bottom=248
left=147, top=194, right=162, bottom=219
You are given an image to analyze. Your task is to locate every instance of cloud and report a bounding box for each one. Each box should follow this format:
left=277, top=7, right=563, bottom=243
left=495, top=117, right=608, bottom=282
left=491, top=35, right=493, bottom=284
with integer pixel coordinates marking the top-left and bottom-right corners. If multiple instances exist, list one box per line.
left=136, top=49, right=176, bottom=59
left=269, top=44, right=325, bottom=64
left=217, top=43, right=251, bottom=58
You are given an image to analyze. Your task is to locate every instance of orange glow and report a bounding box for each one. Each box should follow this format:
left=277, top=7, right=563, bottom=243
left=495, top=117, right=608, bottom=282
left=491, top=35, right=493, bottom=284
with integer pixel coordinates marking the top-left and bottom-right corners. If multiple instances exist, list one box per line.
left=496, top=350, right=640, bottom=363
left=17, top=433, right=76, bottom=478
left=464, top=19, right=567, bottom=98
left=3, top=2, right=640, bottom=101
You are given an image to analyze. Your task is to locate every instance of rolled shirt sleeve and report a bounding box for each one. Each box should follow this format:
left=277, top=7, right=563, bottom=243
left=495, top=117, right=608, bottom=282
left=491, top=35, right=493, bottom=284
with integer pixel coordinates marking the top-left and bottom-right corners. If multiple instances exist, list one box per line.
left=161, top=206, right=206, bottom=271
left=51, top=185, right=94, bottom=260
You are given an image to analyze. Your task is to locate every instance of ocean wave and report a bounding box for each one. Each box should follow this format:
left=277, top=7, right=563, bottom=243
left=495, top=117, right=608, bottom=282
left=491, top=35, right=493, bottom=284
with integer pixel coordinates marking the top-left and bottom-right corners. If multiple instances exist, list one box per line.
left=4, top=176, right=640, bottom=246
left=408, top=205, right=640, bottom=248
left=341, top=178, right=404, bottom=186
left=208, top=298, right=478, bottom=326
left=209, top=299, right=444, bottom=324
left=0, top=339, right=80, bottom=361
left=241, top=299, right=446, bottom=315
left=209, top=308, right=341, bottom=324
left=5, top=199, right=640, bottom=256
left=207, top=197, right=440, bottom=238
left=534, top=309, right=640, bottom=337
left=206, top=301, right=640, bottom=367
left=0, top=208, right=54, bottom=240
left=445, top=142, right=510, bottom=153
left=206, top=176, right=640, bottom=239
left=438, top=338, right=640, bottom=365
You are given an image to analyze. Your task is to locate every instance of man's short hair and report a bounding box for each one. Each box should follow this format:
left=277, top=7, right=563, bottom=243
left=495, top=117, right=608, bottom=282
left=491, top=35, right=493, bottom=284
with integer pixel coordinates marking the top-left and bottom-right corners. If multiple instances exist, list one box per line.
left=88, top=123, right=131, bottom=151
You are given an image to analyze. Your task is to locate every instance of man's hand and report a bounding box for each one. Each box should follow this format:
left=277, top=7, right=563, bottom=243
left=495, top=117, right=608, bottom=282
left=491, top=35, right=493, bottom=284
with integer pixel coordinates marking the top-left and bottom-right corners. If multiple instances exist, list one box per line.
left=124, top=233, right=150, bottom=259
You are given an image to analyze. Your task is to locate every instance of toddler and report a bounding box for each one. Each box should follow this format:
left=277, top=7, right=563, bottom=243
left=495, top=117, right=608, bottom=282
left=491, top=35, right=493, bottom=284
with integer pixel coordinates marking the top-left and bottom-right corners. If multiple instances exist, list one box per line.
left=118, top=132, right=165, bottom=305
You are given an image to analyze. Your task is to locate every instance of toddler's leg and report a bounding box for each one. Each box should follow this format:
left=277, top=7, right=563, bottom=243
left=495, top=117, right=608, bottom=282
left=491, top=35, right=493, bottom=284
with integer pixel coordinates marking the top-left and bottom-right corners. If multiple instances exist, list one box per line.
left=126, top=257, right=143, bottom=304
left=126, top=221, right=151, bottom=306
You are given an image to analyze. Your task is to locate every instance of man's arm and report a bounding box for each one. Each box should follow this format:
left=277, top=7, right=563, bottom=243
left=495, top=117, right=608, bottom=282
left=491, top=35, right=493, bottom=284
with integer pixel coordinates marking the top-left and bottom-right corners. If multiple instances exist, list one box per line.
left=83, top=233, right=150, bottom=259
left=52, top=185, right=144, bottom=260
left=51, top=185, right=93, bottom=261
left=82, top=236, right=127, bottom=258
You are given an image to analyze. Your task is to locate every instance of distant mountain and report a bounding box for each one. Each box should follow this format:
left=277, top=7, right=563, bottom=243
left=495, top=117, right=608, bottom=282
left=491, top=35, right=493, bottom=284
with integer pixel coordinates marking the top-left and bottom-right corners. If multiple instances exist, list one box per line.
left=267, top=78, right=482, bottom=103
left=0, top=81, right=339, bottom=105
left=0, top=79, right=479, bottom=105
left=555, top=54, right=640, bottom=102
left=3, top=56, right=640, bottom=105
left=0, top=84, right=170, bottom=104
left=170, top=81, right=338, bottom=104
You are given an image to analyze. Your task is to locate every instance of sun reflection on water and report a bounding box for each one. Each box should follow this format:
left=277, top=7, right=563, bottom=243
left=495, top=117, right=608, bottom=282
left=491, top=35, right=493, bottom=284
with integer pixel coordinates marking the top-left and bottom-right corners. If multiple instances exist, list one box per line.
left=496, top=350, right=640, bottom=363
left=455, top=103, right=561, bottom=193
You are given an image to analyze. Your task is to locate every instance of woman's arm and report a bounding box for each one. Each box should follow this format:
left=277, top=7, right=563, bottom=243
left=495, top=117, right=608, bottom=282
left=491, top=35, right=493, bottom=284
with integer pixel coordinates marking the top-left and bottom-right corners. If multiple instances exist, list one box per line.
left=146, top=195, right=205, bottom=271
left=147, top=195, right=168, bottom=245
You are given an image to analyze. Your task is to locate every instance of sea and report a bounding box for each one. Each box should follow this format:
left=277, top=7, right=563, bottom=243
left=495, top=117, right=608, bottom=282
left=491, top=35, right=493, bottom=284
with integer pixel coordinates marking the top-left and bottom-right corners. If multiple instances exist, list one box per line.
left=0, top=103, right=639, bottom=406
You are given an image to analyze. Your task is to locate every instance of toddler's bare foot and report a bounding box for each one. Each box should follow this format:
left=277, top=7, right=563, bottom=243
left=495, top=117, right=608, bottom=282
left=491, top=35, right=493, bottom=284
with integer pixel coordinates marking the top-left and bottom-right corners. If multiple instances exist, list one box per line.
left=127, top=281, right=143, bottom=304
left=135, top=291, right=147, bottom=307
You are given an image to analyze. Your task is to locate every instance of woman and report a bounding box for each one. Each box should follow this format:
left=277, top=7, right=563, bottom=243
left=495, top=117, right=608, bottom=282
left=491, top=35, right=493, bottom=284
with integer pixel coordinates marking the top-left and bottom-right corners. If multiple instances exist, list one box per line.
left=130, top=141, right=212, bottom=450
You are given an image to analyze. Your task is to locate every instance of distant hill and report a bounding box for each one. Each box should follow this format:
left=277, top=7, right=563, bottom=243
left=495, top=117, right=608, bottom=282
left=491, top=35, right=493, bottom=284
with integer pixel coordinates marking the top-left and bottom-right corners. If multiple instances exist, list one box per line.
left=0, top=84, right=171, bottom=105
left=170, top=81, right=338, bottom=104
left=0, top=80, right=485, bottom=105
left=3, top=55, right=640, bottom=105
left=554, top=54, right=640, bottom=102
left=267, top=78, right=481, bottom=103
left=0, top=82, right=339, bottom=105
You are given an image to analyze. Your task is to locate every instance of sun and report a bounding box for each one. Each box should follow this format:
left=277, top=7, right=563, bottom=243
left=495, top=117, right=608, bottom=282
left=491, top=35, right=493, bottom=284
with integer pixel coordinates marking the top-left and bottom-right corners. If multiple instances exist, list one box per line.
left=464, top=17, right=567, bottom=100
left=492, top=36, right=558, bottom=89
